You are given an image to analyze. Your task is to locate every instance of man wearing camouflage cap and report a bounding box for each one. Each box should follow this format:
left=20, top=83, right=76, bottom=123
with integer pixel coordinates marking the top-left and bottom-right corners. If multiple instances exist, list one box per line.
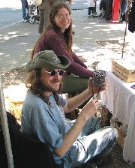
left=21, top=50, right=117, bottom=168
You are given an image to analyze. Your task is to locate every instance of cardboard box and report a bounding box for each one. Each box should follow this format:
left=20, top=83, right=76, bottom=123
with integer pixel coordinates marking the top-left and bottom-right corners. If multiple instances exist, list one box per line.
left=112, top=59, right=135, bottom=82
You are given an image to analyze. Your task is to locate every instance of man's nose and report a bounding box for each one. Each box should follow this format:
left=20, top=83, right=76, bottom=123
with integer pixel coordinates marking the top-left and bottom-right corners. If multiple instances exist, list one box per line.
left=53, top=72, right=62, bottom=79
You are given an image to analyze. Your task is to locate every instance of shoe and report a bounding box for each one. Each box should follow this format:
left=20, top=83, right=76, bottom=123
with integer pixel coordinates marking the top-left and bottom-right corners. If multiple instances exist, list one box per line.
left=93, top=14, right=98, bottom=18
left=98, top=13, right=102, bottom=17
left=23, top=19, right=29, bottom=22
left=88, top=15, right=92, bottom=18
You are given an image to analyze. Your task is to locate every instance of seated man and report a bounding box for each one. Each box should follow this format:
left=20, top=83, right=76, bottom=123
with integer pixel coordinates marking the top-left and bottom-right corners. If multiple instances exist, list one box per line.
left=21, top=50, right=118, bottom=168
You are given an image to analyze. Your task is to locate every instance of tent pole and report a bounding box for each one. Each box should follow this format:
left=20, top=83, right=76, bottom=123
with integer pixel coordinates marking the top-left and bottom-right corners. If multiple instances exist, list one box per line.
left=0, top=70, right=14, bottom=168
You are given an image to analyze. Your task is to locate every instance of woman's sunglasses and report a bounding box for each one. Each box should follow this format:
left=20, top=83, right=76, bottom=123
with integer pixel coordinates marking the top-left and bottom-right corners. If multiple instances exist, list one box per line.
left=44, top=69, right=66, bottom=76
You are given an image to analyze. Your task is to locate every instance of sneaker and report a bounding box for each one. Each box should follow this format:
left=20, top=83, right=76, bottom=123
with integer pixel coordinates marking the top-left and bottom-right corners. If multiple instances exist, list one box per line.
left=98, top=13, right=102, bottom=17
left=23, top=19, right=29, bottom=22
left=88, top=15, right=92, bottom=18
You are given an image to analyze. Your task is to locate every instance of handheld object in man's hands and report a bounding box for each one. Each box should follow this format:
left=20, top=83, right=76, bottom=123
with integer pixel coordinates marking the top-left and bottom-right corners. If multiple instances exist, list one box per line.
left=92, top=70, right=106, bottom=87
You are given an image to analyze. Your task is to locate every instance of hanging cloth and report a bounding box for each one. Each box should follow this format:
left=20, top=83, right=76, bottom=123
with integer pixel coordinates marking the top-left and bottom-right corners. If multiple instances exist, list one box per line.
left=128, top=1, right=135, bottom=33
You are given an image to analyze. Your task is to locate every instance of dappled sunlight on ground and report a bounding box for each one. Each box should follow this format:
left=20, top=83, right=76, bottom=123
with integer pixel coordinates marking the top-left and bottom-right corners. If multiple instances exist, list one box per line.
left=3, top=83, right=27, bottom=120
left=4, top=83, right=27, bottom=102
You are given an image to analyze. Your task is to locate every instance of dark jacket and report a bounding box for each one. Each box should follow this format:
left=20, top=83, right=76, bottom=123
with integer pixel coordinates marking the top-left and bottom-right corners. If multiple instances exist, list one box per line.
left=128, top=2, right=135, bottom=33
left=0, top=112, right=58, bottom=168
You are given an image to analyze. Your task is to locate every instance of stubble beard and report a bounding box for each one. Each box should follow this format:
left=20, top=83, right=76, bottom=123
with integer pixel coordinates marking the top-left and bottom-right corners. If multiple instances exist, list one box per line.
left=41, top=80, right=62, bottom=93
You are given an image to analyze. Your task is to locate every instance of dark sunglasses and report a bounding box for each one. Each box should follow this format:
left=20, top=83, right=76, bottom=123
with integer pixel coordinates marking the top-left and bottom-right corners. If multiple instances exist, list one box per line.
left=45, top=69, right=66, bottom=76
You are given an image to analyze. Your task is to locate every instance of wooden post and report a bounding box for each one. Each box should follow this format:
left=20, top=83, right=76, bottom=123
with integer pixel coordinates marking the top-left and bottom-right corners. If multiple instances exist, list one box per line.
left=0, top=71, right=14, bottom=168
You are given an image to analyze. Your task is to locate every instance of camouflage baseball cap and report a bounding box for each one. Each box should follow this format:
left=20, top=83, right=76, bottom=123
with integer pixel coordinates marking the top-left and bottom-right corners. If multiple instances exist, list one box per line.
left=26, top=50, right=70, bottom=72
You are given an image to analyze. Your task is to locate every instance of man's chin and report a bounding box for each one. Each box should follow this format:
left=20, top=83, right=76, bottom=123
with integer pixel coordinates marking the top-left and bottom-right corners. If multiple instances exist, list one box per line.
left=53, top=87, right=60, bottom=92
left=49, top=86, right=60, bottom=93
left=43, top=82, right=62, bottom=93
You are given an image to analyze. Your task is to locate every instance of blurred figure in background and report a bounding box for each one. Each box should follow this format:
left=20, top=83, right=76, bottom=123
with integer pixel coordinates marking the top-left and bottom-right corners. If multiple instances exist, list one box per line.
left=99, top=0, right=112, bottom=20
left=21, top=0, right=30, bottom=22
left=38, top=0, right=64, bottom=34
left=128, top=1, right=135, bottom=52
left=87, top=0, right=96, bottom=17
left=104, top=0, right=113, bottom=20
left=38, top=0, right=52, bottom=34
left=99, top=0, right=106, bottom=18
left=120, top=0, right=127, bottom=22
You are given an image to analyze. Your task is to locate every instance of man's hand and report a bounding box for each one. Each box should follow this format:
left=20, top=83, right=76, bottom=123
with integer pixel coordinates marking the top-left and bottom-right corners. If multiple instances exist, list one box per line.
left=88, top=78, right=107, bottom=95
left=80, top=98, right=101, bottom=120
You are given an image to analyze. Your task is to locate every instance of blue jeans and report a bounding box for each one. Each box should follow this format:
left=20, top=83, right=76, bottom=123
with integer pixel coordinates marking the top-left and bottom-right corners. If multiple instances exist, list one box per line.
left=61, top=117, right=118, bottom=168
left=21, top=0, right=29, bottom=20
left=88, top=7, right=95, bottom=15
left=121, top=0, right=127, bottom=15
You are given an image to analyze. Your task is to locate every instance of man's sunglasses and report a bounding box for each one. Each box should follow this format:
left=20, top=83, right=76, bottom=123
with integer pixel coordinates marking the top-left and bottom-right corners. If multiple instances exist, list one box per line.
left=44, top=69, right=66, bottom=76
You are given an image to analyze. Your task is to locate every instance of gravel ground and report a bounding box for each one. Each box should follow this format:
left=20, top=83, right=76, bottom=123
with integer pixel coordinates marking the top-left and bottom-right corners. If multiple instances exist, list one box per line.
left=2, top=67, right=26, bottom=88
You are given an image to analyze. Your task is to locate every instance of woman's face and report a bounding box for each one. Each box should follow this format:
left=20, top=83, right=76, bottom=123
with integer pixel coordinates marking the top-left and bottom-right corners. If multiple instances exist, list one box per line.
left=54, top=7, right=71, bottom=33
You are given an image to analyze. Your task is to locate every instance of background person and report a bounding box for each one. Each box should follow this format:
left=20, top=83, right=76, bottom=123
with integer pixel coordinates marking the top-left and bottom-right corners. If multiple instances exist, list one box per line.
left=38, top=0, right=64, bottom=34
left=87, top=0, right=96, bottom=17
left=31, top=2, right=94, bottom=94
left=99, top=0, right=106, bottom=17
left=128, top=0, right=135, bottom=52
left=21, top=50, right=118, bottom=168
left=21, top=0, right=30, bottom=22
left=38, top=0, right=52, bottom=34
left=120, top=0, right=127, bottom=22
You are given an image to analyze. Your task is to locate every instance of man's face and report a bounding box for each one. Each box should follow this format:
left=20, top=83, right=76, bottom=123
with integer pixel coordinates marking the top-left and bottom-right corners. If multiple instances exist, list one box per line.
left=40, top=68, right=64, bottom=96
